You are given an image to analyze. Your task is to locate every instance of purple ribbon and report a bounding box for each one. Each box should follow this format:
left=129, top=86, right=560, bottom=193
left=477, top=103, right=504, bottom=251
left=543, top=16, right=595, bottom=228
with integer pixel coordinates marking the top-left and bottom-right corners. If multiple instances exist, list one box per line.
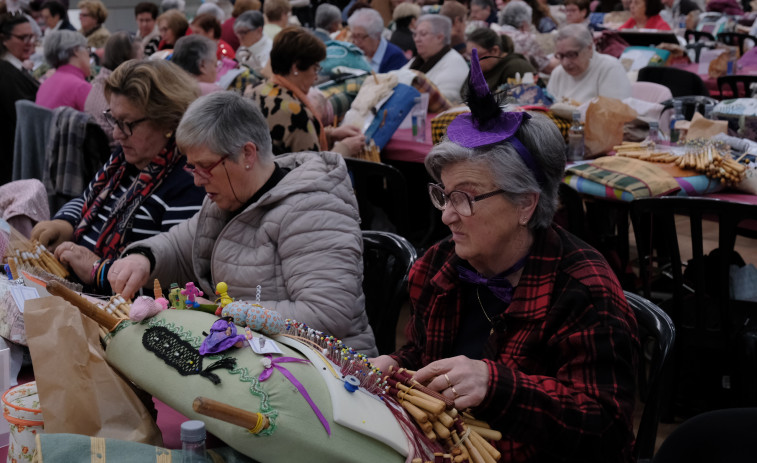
left=456, top=255, right=528, bottom=304
left=258, top=354, right=331, bottom=435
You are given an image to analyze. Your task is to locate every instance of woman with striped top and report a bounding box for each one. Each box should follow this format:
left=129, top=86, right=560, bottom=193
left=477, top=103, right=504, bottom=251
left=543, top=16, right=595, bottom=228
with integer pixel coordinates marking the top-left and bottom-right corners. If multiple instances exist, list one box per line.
left=31, top=59, right=205, bottom=293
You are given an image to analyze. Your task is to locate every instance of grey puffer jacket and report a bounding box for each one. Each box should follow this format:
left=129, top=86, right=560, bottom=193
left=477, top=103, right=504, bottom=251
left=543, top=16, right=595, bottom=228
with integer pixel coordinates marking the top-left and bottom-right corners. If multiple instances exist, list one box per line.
left=124, top=151, right=377, bottom=355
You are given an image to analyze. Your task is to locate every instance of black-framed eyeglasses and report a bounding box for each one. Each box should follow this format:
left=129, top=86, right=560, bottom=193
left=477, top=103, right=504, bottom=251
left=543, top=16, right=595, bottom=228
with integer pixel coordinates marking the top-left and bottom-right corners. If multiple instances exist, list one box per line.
left=10, top=33, right=35, bottom=43
left=554, top=49, right=583, bottom=61
left=183, top=155, right=230, bottom=180
left=428, top=183, right=504, bottom=217
left=103, top=109, right=148, bottom=137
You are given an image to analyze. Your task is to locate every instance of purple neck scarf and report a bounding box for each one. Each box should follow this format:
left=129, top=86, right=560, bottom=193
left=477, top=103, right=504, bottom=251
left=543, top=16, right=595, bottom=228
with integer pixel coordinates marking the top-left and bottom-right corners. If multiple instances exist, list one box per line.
left=456, top=255, right=528, bottom=304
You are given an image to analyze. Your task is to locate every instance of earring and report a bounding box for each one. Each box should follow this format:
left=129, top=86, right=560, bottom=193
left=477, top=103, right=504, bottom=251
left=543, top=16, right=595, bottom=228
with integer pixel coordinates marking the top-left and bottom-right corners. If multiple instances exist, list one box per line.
left=293, top=71, right=298, bottom=76
left=245, top=165, right=250, bottom=169
left=164, top=131, right=173, bottom=139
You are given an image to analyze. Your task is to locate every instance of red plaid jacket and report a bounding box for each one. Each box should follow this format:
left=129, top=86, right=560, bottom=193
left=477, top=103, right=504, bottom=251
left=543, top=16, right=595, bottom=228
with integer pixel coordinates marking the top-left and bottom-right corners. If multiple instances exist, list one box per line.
left=392, top=225, right=639, bottom=462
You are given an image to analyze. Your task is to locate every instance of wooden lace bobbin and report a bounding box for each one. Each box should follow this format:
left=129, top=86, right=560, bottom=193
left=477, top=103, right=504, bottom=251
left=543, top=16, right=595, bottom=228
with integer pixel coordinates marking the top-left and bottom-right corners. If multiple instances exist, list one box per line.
left=469, top=430, right=501, bottom=462
left=7, top=257, right=18, bottom=280
left=46, top=280, right=124, bottom=332
left=193, top=397, right=270, bottom=434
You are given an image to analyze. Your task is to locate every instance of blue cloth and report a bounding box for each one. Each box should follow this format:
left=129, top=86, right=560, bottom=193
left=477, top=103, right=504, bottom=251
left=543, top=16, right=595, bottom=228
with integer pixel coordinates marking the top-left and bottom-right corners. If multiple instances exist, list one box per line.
left=378, top=39, right=409, bottom=73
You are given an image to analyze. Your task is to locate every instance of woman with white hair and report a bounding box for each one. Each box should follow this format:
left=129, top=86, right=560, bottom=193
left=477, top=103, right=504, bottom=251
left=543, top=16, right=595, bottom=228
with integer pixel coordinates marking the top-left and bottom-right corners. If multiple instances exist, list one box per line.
left=348, top=8, right=407, bottom=73
left=497, top=1, right=556, bottom=73
left=35, top=29, right=91, bottom=110
left=547, top=24, right=631, bottom=103
left=401, top=14, right=468, bottom=104
left=108, top=91, right=378, bottom=356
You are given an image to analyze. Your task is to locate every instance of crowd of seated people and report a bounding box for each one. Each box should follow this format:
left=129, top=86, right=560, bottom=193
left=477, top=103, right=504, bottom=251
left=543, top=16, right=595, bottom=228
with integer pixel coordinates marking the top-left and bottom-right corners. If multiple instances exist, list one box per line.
left=5, top=0, right=757, bottom=457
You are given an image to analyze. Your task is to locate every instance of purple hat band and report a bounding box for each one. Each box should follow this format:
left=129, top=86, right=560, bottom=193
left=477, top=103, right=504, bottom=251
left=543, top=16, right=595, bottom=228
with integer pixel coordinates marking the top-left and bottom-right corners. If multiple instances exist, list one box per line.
left=446, top=48, right=546, bottom=185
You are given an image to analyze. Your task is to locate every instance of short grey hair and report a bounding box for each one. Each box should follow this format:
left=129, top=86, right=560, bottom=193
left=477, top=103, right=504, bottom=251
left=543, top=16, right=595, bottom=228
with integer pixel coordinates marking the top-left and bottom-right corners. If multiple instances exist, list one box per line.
left=196, top=2, right=225, bottom=21
left=234, top=10, right=264, bottom=33
left=177, top=91, right=273, bottom=163
left=499, top=1, right=532, bottom=28
left=315, top=3, right=341, bottom=30
left=171, top=34, right=215, bottom=76
left=348, top=8, right=384, bottom=39
left=43, top=30, right=87, bottom=68
left=425, top=111, right=565, bottom=230
left=417, top=14, right=451, bottom=45
left=556, top=23, right=593, bottom=49
left=161, top=0, right=185, bottom=13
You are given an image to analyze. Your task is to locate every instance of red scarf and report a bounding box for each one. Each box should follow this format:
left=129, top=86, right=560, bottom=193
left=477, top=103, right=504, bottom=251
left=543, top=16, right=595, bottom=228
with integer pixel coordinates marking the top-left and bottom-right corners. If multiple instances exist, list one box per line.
left=74, top=138, right=181, bottom=260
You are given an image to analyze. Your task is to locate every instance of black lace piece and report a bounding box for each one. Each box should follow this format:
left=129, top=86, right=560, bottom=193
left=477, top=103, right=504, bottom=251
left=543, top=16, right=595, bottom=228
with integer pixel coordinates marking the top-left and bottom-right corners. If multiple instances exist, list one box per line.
left=142, top=326, right=237, bottom=385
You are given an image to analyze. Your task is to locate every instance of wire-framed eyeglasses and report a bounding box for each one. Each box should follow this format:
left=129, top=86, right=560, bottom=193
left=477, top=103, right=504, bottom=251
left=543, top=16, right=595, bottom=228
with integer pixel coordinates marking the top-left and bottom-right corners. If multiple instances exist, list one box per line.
left=103, top=110, right=148, bottom=137
left=428, top=183, right=504, bottom=217
left=183, top=155, right=230, bottom=180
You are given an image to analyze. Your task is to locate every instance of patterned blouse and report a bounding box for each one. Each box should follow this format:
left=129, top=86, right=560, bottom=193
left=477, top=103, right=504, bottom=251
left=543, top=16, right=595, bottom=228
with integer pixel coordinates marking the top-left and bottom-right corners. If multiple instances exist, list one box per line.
left=248, top=80, right=321, bottom=156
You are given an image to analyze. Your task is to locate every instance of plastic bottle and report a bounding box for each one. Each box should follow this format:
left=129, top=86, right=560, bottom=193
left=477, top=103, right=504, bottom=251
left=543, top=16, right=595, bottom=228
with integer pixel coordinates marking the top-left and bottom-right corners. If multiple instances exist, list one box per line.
left=181, top=420, right=207, bottom=463
left=669, top=101, right=685, bottom=143
left=704, top=104, right=714, bottom=119
left=566, top=110, right=584, bottom=162
left=411, top=97, right=426, bottom=143
left=646, top=121, right=661, bottom=147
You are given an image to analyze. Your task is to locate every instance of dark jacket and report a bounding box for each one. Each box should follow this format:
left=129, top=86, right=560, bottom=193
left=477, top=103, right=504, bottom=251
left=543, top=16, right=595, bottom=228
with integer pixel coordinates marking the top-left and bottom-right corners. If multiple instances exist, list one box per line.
left=379, top=40, right=409, bottom=73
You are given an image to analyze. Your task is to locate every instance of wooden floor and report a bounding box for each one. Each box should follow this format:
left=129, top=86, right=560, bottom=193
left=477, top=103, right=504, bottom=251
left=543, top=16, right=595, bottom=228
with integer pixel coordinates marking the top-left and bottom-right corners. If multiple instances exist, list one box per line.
left=393, top=216, right=757, bottom=454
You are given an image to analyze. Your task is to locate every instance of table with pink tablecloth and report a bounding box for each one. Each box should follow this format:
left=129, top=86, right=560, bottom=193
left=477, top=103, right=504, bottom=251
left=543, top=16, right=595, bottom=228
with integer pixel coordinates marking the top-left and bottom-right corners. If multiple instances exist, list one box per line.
left=383, top=121, right=433, bottom=164
left=672, top=62, right=757, bottom=98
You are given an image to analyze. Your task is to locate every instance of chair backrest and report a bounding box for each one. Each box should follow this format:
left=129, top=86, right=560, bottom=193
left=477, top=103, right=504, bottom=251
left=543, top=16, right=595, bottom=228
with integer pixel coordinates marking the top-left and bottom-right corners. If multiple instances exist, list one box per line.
left=345, top=157, right=410, bottom=237
left=625, top=291, right=676, bottom=461
left=716, top=32, right=757, bottom=56
left=631, top=81, right=674, bottom=103
left=637, top=66, right=710, bottom=97
left=13, top=100, right=54, bottom=183
left=716, top=74, right=757, bottom=98
left=684, top=29, right=715, bottom=43
left=361, top=230, right=418, bottom=355
left=660, top=95, right=719, bottom=122
left=630, top=197, right=757, bottom=339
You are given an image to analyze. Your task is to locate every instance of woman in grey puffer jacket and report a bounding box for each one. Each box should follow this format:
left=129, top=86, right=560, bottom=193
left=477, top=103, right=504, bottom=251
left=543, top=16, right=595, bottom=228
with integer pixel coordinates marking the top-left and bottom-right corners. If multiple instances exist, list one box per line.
left=109, top=91, right=377, bottom=355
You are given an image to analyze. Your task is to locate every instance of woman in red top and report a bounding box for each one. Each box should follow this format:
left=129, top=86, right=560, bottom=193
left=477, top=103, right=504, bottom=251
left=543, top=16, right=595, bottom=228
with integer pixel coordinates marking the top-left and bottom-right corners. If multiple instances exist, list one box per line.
left=618, top=0, right=671, bottom=29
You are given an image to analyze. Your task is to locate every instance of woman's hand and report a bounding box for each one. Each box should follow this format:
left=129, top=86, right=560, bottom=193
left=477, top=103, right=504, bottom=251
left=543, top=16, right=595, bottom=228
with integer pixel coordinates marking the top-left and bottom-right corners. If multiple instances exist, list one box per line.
left=413, top=356, right=489, bottom=410
left=31, top=220, right=74, bottom=251
left=335, top=134, right=367, bottom=156
left=329, top=125, right=361, bottom=142
left=53, top=242, right=100, bottom=284
left=369, top=355, right=399, bottom=373
left=108, top=254, right=151, bottom=299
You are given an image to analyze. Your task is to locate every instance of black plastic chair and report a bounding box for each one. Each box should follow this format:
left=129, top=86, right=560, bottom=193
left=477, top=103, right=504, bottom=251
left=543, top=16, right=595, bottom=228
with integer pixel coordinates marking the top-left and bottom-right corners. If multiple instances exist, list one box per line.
left=652, top=408, right=757, bottom=463
left=630, top=197, right=757, bottom=418
left=717, top=74, right=757, bottom=98
left=362, top=230, right=418, bottom=355
left=345, top=157, right=410, bottom=238
left=637, top=66, right=710, bottom=97
left=659, top=95, right=718, bottom=122
left=684, top=29, right=715, bottom=43
left=716, top=32, right=757, bottom=56
left=625, top=291, right=676, bottom=462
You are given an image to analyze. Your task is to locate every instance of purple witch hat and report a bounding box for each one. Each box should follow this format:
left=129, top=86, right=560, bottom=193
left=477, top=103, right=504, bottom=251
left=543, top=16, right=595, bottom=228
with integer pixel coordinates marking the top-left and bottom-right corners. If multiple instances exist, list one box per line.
left=446, top=49, right=545, bottom=184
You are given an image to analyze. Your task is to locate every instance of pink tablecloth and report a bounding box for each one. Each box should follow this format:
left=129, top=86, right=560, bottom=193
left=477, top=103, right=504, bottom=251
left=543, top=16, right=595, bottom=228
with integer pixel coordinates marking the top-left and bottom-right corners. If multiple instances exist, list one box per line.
left=383, top=122, right=433, bottom=164
left=672, top=62, right=757, bottom=98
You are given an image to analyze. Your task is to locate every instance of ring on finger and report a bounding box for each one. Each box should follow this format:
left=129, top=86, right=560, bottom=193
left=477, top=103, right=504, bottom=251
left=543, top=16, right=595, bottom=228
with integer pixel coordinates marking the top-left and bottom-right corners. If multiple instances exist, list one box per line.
left=444, top=373, right=452, bottom=388
left=450, top=386, right=459, bottom=399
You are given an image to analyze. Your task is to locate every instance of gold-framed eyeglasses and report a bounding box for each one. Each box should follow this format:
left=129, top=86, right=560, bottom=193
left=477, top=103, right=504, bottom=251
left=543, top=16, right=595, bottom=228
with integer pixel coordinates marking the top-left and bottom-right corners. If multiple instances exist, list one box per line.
left=428, top=183, right=504, bottom=217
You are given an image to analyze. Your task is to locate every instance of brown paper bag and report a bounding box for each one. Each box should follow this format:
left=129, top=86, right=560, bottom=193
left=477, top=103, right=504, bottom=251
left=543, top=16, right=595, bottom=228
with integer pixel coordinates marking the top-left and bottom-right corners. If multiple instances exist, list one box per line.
left=24, top=296, right=163, bottom=445
left=585, top=96, right=637, bottom=159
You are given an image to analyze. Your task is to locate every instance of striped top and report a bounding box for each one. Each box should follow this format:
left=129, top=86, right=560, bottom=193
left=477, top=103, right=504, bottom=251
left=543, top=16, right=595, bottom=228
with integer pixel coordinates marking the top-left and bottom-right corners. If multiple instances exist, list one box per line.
left=54, top=155, right=205, bottom=254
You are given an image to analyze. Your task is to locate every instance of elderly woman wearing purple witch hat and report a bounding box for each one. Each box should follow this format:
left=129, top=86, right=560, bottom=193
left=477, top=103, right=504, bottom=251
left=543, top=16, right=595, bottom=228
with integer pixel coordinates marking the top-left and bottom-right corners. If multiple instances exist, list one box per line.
left=371, top=49, right=639, bottom=463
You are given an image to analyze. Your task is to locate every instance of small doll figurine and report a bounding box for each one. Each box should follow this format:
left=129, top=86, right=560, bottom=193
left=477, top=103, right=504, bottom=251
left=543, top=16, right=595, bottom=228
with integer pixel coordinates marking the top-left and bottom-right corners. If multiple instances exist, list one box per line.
left=199, top=317, right=248, bottom=355
left=168, top=283, right=185, bottom=309
left=215, top=282, right=233, bottom=308
left=181, top=282, right=203, bottom=309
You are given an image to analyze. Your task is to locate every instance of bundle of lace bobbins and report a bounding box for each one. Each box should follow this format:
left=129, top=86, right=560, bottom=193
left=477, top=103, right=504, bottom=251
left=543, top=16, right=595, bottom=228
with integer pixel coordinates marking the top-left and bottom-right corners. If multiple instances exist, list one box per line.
left=6, top=239, right=70, bottom=279
left=384, top=367, right=502, bottom=463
